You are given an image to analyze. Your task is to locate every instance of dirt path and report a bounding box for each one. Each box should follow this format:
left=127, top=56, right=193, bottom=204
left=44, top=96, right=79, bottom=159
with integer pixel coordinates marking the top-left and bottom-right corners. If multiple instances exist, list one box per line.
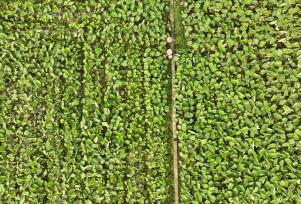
left=169, top=0, right=179, bottom=203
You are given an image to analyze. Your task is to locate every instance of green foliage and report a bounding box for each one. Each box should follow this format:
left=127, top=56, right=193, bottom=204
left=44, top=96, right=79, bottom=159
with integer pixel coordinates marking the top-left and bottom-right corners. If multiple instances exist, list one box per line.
left=0, top=0, right=171, bottom=203
left=1, top=0, right=300, bottom=203
left=176, top=0, right=301, bottom=203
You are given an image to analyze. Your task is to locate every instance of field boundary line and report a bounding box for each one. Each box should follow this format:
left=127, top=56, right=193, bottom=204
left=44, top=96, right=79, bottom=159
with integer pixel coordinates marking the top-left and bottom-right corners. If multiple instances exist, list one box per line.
left=169, top=0, right=179, bottom=202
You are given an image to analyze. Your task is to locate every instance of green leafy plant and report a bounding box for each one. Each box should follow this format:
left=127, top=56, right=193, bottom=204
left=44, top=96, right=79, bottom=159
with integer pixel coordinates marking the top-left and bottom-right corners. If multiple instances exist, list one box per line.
left=0, top=0, right=171, bottom=203
left=176, top=0, right=301, bottom=203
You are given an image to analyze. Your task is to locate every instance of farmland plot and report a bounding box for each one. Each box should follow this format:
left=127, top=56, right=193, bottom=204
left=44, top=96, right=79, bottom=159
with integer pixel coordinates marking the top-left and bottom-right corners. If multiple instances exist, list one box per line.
left=1, top=0, right=301, bottom=203
left=176, top=0, right=301, bottom=203
left=0, top=0, right=172, bottom=203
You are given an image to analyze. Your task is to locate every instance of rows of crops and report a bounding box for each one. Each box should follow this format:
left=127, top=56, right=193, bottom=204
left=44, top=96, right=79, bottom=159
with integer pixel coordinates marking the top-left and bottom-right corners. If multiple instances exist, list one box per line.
left=1, top=0, right=300, bottom=203
left=0, top=0, right=172, bottom=203
left=176, top=0, right=301, bottom=203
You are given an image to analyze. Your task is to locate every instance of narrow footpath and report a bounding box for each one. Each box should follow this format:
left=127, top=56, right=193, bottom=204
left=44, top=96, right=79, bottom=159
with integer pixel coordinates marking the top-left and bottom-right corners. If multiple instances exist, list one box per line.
left=169, top=0, right=179, bottom=203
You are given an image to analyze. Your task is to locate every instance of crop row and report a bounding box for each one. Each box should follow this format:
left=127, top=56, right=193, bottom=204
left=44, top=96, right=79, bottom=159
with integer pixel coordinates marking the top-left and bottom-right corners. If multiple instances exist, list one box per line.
left=0, top=0, right=171, bottom=203
left=176, top=0, right=301, bottom=203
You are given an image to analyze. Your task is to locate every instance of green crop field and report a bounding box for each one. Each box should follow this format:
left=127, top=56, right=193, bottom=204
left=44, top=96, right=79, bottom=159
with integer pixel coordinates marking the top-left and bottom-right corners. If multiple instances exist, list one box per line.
left=176, top=0, right=301, bottom=203
left=0, top=0, right=300, bottom=203
left=0, top=1, right=172, bottom=203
